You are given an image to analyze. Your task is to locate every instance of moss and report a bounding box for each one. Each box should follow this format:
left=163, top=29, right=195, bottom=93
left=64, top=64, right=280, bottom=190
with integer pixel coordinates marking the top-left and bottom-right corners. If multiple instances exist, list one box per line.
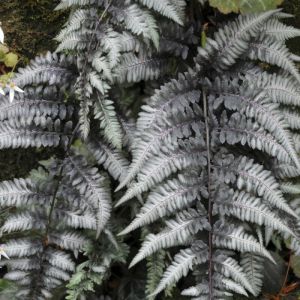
left=0, top=0, right=67, bottom=62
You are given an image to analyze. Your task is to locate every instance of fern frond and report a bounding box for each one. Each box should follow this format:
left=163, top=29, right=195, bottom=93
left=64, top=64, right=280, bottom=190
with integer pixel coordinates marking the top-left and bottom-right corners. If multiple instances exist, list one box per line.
left=89, top=71, right=110, bottom=95
left=94, top=95, right=123, bottom=149
left=219, top=275, right=248, bottom=297
left=56, top=31, right=91, bottom=52
left=0, top=258, right=39, bottom=271
left=56, top=9, right=89, bottom=41
left=210, top=10, right=278, bottom=71
left=58, top=209, right=97, bottom=230
left=116, top=53, right=167, bottom=84
left=240, top=253, right=264, bottom=296
left=146, top=248, right=166, bottom=298
left=5, top=270, right=30, bottom=281
left=0, top=178, right=51, bottom=208
left=214, top=85, right=300, bottom=168
left=15, top=52, right=74, bottom=87
left=78, top=98, right=91, bottom=140
left=250, top=72, right=300, bottom=106
left=123, top=4, right=159, bottom=48
left=150, top=248, right=197, bottom=297
left=135, top=71, right=199, bottom=133
left=55, top=0, right=93, bottom=10
left=129, top=209, right=208, bottom=267
left=282, top=108, right=300, bottom=130
left=274, top=162, right=300, bottom=179
left=0, top=121, right=72, bottom=150
left=49, top=231, right=89, bottom=252
left=1, top=212, right=45, bottom=234
left=215, top=190, right=293, bottom=235
left=64, top=155, right=112, bottom=237
left=88, top=140, right=129, bottom=182
left=117, top=145, right=206, bottom=206
left=137, top=0, right=186, bottom=25
left=2, top=239, right=42, bottom=257
left=281, top=182, right=300, bottom=194
left=117, top=107, right=203, bottom=191
left=219, top=113, right=292, bottom=164
left=99, top=29, right=123, bottom=69
left=2, top=4, right=299, bottom=299
left=213, top=223, right=274, bottom=262
left=248, top=35, right=300, bottom=83
left=235, top=157, right=297, bottom=217
left=0, top=90, right=73, bottom=122
left=119, top=174, right=205, bottom=235
left=264, top=18, right=300, bottom=40
left=6, top=247, right=74, bottom=299
left=214, top=254, right=255, bottom=295
left=45, top=249, right=75, bottom=272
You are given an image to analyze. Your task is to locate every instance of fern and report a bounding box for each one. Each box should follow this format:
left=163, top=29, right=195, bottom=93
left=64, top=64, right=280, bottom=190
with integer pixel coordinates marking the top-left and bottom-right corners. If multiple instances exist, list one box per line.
left=1, top=1, right=300, bottom=300
left=0, top=86, right=74, bottom=150
left=53, top=0, right=197, bottom=143
left=94, top=94, right=123, bottom=149
left=0, top=148, right=116, bottom=298
left=66, top=227, right=128, bottom=299
left=118, top=10, right=300, bottom=299
left=146, top=249, right=167, bottom=299
left=137, top=0, right=186, bottom=25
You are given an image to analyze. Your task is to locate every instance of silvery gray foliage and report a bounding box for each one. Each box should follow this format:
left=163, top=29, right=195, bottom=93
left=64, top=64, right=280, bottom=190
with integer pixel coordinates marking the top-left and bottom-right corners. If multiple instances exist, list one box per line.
left=53, top=0, right=198, bottom=146
left=1, top=1, right=300, bottom=299
left=10, top=0, right=198, bottom=149
left=0, top=75, right=124, bottom=298
left=0, top=1, right=196, bottom=298
left=117, top=10, right=300, bottom=299
left=0, top=153, right=112, bottom=299
left=13, top=0, right=199, bottom=148
left=0, top=85, right=74, bottom=150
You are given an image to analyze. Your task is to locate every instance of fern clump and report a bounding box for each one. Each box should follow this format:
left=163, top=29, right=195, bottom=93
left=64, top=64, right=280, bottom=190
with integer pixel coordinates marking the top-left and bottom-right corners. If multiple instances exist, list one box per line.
left=0, top=1, right=300, bottom=299
left=117, top=9, right=300, bottom=299
left=53, top=0, right=197, bottom=146
left=0, top=151, right=114, bottom=298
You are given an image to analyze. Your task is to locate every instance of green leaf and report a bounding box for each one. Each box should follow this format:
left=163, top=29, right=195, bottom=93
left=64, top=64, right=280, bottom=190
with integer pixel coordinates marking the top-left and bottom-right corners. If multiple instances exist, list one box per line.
left=0, top=279, right=17, bottom=291
left=4, top=53, right=18, bottom=68
left=291, top=255, right=300, bottom=278
left=209, top=0, right=239, bottom=13
left=0, top=279, right=18, bottom=300
left=209, top=0, right=283, bottom=14
left=201, top=31, right=207, bottom=48
left=239, top=0, right=283, bottom=14
left=67, top=271, right=85, bottom=287
left=0, top=45, right=9, bottom=61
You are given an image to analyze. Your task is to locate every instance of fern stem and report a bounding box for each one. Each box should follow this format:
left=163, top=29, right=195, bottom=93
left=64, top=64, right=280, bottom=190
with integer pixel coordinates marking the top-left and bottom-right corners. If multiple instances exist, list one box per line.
left=45, top=163, right=64, bottom=237
left=203, top=89, right=213, bottom=299
left=279, top=250, right=292, bottom=295
left=94, top=0, right=113, bottom=50
left=85, top=0, right=112, bottom=68
left=45, top=122, right=80, bottom=237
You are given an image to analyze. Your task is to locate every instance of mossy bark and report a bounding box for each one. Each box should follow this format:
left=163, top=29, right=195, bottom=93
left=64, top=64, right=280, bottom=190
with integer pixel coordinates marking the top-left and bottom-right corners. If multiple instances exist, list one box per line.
left=0, top=0, right=66, bottom=62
